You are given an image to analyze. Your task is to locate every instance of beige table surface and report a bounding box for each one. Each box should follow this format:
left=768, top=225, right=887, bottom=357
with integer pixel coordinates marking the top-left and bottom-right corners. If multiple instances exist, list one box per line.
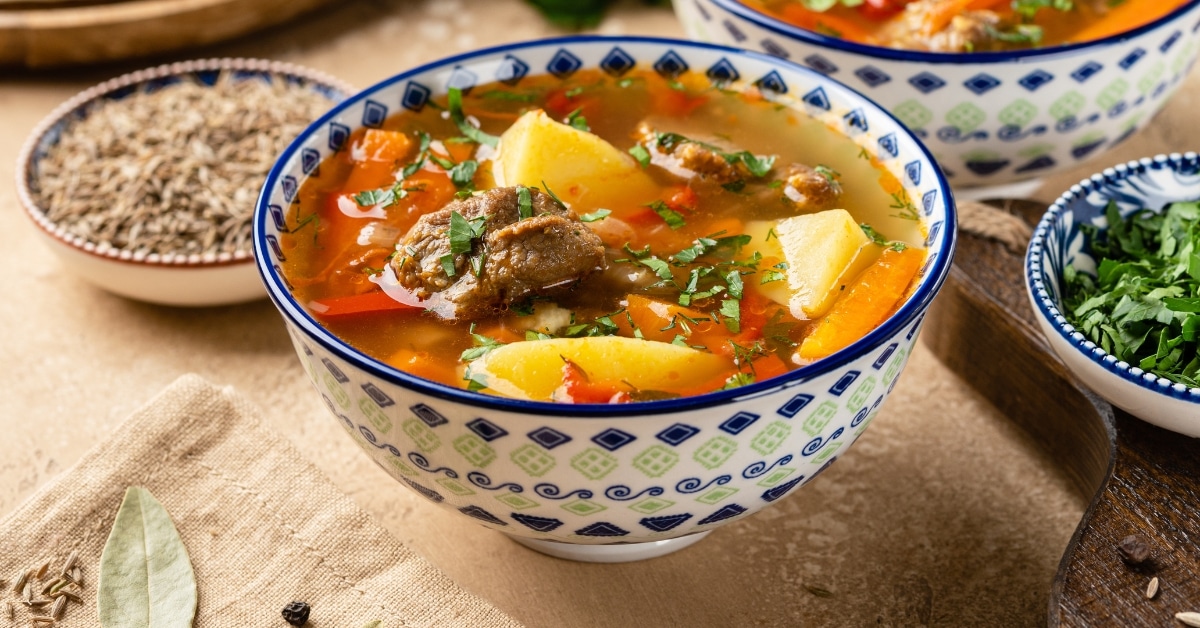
left=2, top=1, right=1197, bottom=626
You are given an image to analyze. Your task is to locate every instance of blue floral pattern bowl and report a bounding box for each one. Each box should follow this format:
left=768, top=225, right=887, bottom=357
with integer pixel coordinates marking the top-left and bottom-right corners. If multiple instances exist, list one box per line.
left=1026, top=153, right=1200, bottom=438
left=676, top=0, right=1200, bottom=189
left=254, top=36, right=958, bottom=561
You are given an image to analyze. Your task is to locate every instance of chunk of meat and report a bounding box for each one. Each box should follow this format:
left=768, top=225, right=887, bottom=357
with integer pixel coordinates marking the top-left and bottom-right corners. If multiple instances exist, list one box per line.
left=780, top=163, right=841, bottom=212
left=889, top=2, right=1001, bottom=52
left=633, top=122, right=741, bottom=184
left=392, top=186, right=607, bottom=320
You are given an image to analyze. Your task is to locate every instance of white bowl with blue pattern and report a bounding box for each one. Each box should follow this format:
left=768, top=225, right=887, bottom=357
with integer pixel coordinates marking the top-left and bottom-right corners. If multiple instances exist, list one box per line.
left=1026, top=153, right=1200, bottom=437
left=254, top=36, right=958, bottom=561
left=676, top=0, right=1200, bottom=189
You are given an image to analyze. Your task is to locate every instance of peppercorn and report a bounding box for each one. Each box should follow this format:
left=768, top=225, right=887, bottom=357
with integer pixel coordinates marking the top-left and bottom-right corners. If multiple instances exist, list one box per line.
left=1117, top=535, right=1152, bottom=565
left=282, top=601, right=311, bottom=626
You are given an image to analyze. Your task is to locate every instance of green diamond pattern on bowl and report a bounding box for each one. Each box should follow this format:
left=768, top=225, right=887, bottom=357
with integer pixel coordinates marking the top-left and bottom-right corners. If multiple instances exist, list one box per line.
left=571, top=447, right=619, bottom=480
left=693, top=436, right=737, bottom=470
left=1096, top=78, right=1129, bottom=111
left=496, top=491, right=539, bottom=510
left=883, top=348, right=907, bottom=385
left=1050, top=91, right=1086, bottom=121
left=632, top=445, right=679, bottom=478
left=455, top=434, right=497, bottom=468
left=562, top=499, right=606, bottom=516
left=892, top=99, right=932, bottom=130
left=323, top=373, right=350, bottom=409
left=801, top=401, right=837, bottom=437
left=697, top=486, right=738, bottom=505
left=387, top=458, right=419, bottom=478
left=436, top=477, right=476, bottom=497
left=998, top=99, right=1037, bottom=129
left=814, top=442, right=843, bottom=464
left=757, top=467, right=796, bottom=488
left=403, top=418, right=440, bottom=452
left=630, top=496, right=675, bottom=514
left=946, top=102, right=986, bottom=133
left=846, top=376, right=877, bottom=411
left=750, top=421, right=790, bottom=456
left=511, top=443, right=556, bottom=477
left=358, top=397, right=393, bottom=433
left=1138, top=62, right=1165, bottom=95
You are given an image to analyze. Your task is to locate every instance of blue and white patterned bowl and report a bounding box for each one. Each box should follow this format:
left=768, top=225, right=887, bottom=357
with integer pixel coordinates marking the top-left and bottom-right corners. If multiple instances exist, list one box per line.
left=676, top=0, right=1200, bottom=189
left=1026, top=153, right=1200, bottom=438
left=254, top=36, right=957, bottom=561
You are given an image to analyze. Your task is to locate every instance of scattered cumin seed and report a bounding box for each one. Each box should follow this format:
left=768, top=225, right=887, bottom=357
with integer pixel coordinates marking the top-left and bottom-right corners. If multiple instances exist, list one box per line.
left=69, top=567, right=81, bottom=587
left=56, top=590, right=80, bottom=604
left=1177, top=612, right=1200, bottom=627
left=60, top=551, right=77, bottom=578
left=49, top=596, right=65, bottom=621
left=4, top=600, right=12, bottom=620
left=803, top=584, right=834, bottom=598
left=31, top=72, right=334, bottom=260
left=1147, top=576, right=1160, bottom=599
left=23, top=580, right=33, bottom=603
left=12, top=570, right=28, bottom=594
left=40, top=578, right=60, bottom=596
left=23, top=600, right=49, bottom=609
left=34, top=561, right=49, bottom=580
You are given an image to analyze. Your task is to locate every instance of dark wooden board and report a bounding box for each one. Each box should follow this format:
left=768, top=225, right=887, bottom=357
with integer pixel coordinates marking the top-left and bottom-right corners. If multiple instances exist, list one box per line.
left=922, top=199, right=1200, bottom=626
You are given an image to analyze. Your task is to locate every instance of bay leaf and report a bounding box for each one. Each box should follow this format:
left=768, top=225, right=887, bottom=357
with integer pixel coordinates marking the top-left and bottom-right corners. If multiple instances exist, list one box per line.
left=98, top=486, right=197, bottom=628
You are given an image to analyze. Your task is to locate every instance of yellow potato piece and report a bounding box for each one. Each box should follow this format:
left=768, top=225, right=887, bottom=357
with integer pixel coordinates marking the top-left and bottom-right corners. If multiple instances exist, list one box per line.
left=495, top=109, right=659, bottom=208
left=469, top=336, right=731, bottom=401
left=746, top=209, right=871, bottom=319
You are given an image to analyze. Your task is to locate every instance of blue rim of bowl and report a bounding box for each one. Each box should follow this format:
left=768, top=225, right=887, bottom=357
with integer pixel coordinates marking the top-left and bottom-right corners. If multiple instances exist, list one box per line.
left=1026, top=152, right=1200, bottom=403
left=255, top=34, right=958, bottom=418
left=709, top=0, right=1200, bottom=64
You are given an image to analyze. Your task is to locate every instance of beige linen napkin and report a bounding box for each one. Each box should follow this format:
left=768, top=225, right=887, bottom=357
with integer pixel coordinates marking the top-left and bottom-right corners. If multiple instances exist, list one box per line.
left=0, top=374, right=521, bottom=627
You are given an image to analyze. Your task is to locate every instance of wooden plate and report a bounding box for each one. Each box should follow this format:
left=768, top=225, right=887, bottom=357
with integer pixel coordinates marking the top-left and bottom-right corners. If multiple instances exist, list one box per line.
left=923, top=199, right=1200, bottom=625
left=0, top=0, right=335, bottom=68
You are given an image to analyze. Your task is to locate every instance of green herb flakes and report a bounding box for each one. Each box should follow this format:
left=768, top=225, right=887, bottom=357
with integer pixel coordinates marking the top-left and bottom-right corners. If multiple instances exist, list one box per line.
left=447, top=87, right=499, bottom=148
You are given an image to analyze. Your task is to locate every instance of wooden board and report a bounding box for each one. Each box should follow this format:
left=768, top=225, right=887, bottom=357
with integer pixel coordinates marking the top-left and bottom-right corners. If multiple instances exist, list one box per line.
left=923, top=199, right=1200, bottom=626
left=0, top=0, right=335, bottom=68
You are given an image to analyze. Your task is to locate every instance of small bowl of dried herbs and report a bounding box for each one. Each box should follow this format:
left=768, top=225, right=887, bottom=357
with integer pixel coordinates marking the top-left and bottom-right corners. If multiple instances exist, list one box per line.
left=1026, top=153, right=1200, bottom=437
left=16, top=58, right=353, bottom=306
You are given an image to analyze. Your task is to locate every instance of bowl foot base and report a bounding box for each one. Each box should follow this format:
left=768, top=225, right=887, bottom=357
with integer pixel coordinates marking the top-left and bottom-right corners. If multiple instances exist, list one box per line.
left=954, top=178, right=1043, bottom=202
left=508, top=531, right=711, bottom=563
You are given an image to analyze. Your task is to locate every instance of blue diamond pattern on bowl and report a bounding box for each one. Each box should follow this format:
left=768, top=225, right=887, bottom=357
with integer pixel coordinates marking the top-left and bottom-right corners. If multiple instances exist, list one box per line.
left=639, top=514, right=693, bottom=532
left=697, top=504, right=746, bottom=525
left=656, top=423, right=701, bottom=446
left=760, top=38, right=791, bottom=60
left=718, top=411, right=760, bottom=435
left=547, top=49, right=583, bottom=78
left=410, top=403, right=448, bottom=428
left=722, top=18, right=747, bottom=42
left=1070, top=61, right=1104, bottom=83
left=802, top=86, right=830, bottom=110
left=877, top=133, right=899, bottom=158
left=321, top=357, right=349, bottom=383
left=300, top=148, right=320, bottom=175
left=466, top=417, right=508, bottom=441
left=591, top=428, right=636, bottom=451
left=361, top=100, right=388, bottom=128
left=281, top=175, right=298, bottom=203
left=908, top=72, right=946, bottom=94
left=327, top=122, right=350, bottom=151
left=1161, top=30, right=1183, bottom=52
left=402, top=82, right=431, bottom=111
left=854, top=65, right=890, bottom=87
left=963, top=73, right=1002, bottom=95
left=761, top=477, right=804, bottom=502
left=653, top=50, right=689, bottom=78
left=447, top=66, right=479, bottom=92
left=512, top=513, right=564, bottom=532
left=873, top=343, right=899, bottom=370
left=361, top=382, right=395, bottom=407
left=402, top=478, right=444, bottom=503
left=843, top=108, right=868, bottom=134
left=1018, top=69, right=1055, bottom=92
left=576, top=522, right=629, bottom=537
left=1119, top=48, right=1147, bottom=70
left=804, top=54, right=838, bottom=75
left=776, top=393, right=814, bottom=418
left=905, top=160, right=922, bottom=186
left=706, top=58, right=740, bottom=84
left=528, top=426, right=572, bottom=449
left=600, top=47, right=636, bottom=76
left=496, top=55, right=530, bottom=85
left=922, top=189, right=938, bottom=216
left=755, top=70, right=788, bottom=94
left=460, top=505, right=507, bottom=525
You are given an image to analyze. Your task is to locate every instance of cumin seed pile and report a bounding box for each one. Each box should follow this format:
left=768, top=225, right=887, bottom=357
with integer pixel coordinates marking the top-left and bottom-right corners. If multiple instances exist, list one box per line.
left=32, top=74, right=333, bottom=260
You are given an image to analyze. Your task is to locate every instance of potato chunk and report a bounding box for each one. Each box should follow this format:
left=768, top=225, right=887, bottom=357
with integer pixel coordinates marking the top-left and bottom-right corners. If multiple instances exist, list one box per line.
left=494, top=109, right=658, bottom=208
left=469, top=336, right=732, bottom=401
left=747, top=209, right=872, bottom=319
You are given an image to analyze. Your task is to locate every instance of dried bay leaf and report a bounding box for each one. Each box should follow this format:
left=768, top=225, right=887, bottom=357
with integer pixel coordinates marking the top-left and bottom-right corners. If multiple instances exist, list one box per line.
left=99, top=487, right=197, bottom=628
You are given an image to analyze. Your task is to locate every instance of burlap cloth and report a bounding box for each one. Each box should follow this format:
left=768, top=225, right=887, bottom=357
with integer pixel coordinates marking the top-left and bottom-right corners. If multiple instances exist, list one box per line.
left=0, top=374, right=520, bottom=628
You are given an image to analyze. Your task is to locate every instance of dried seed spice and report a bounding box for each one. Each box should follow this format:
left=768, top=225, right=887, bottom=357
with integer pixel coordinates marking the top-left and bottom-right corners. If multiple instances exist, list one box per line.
left=1178, top=612, right=1200, bottom=627
left=1147, top=576, right=1160, bottom=599
left=282, top=601, right=311, bottom=626
left=31, top=72, right=334, bottom=260
left=1118, top=534, right=1152, bottom=565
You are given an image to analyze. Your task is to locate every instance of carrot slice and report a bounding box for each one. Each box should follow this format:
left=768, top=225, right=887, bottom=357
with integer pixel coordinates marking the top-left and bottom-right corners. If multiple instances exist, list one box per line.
left=797, top=247, right=924, bottom=361
left=344, top=129, right=413, bottom=193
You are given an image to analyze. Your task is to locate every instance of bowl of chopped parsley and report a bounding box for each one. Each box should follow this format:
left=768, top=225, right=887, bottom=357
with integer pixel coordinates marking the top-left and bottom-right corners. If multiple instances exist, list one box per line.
left=1026, top=153, right=1200, bottom=437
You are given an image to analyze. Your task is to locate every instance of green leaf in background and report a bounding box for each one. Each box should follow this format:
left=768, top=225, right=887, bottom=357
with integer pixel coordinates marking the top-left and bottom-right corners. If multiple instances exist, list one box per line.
left=525, top=0, right=671, bottom=29
left=99, top=487, right=197, bottom=628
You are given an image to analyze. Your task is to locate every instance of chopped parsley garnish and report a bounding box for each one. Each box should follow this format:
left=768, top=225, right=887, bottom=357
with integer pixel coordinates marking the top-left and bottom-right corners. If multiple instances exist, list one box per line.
left=447, top=87, right=500, bottom=148
left=564, top=107, right=590, bottom=132
left=629, top=144, right=651, bottom=168
left=480, top=89, right=537, bottom=102
left=722, top=372, right=755, bottom=390
left=516, top=185, right=534, bottom=220
left=1063, top=200, right=1200, bottom=386
left=719, top=298, right=741, bottom=333
left=889, top=191, right=921, bottom=221
left=761, top=262, right=788, bottom=285
left=652, top=131, right=776, bottom=178
left=352, top=188, right=395, bottom=207
left=580, top=208, right=611, bottom=222
left=448, top=211, right=488, bottom=255
left=448, top=159, right=479, bottom=194
left=460, top=324, right=506, bottom=361
left=648, top=200, right=687, bottom=230
left=1012, top=0, right=1073, bottom=20
left=860, top=223, right=908, bottom=251
left=540, top=180, right=569, bottom=210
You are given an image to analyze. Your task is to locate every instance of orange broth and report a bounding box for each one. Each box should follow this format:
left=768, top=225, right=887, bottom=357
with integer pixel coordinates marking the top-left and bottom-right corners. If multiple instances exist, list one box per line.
left=280, top=68, right=927, bottom=402
left=743, top=0, right=1190, bottom=52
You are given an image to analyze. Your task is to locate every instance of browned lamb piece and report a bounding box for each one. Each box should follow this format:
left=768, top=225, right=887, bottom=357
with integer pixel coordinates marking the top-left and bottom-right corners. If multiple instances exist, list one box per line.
left=780, top=163, right=841, bottom=212
left=633, top=122, right=741, bottom=184
left=888, top=1, right=1002, bottom=52
left=392, top=186, right=606, bottom=320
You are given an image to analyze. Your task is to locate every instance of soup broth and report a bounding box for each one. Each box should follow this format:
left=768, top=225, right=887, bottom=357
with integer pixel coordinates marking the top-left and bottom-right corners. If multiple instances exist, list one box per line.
left=743, top=0, right=1190, bottom=53
left=281, top=68, right=927, bottom=403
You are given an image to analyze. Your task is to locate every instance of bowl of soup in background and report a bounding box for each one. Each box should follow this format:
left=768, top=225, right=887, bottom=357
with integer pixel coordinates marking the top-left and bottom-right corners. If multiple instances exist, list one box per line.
left=255, top=36, right=956, bottom=562
left=676, top=0, right=1200, bottom=190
